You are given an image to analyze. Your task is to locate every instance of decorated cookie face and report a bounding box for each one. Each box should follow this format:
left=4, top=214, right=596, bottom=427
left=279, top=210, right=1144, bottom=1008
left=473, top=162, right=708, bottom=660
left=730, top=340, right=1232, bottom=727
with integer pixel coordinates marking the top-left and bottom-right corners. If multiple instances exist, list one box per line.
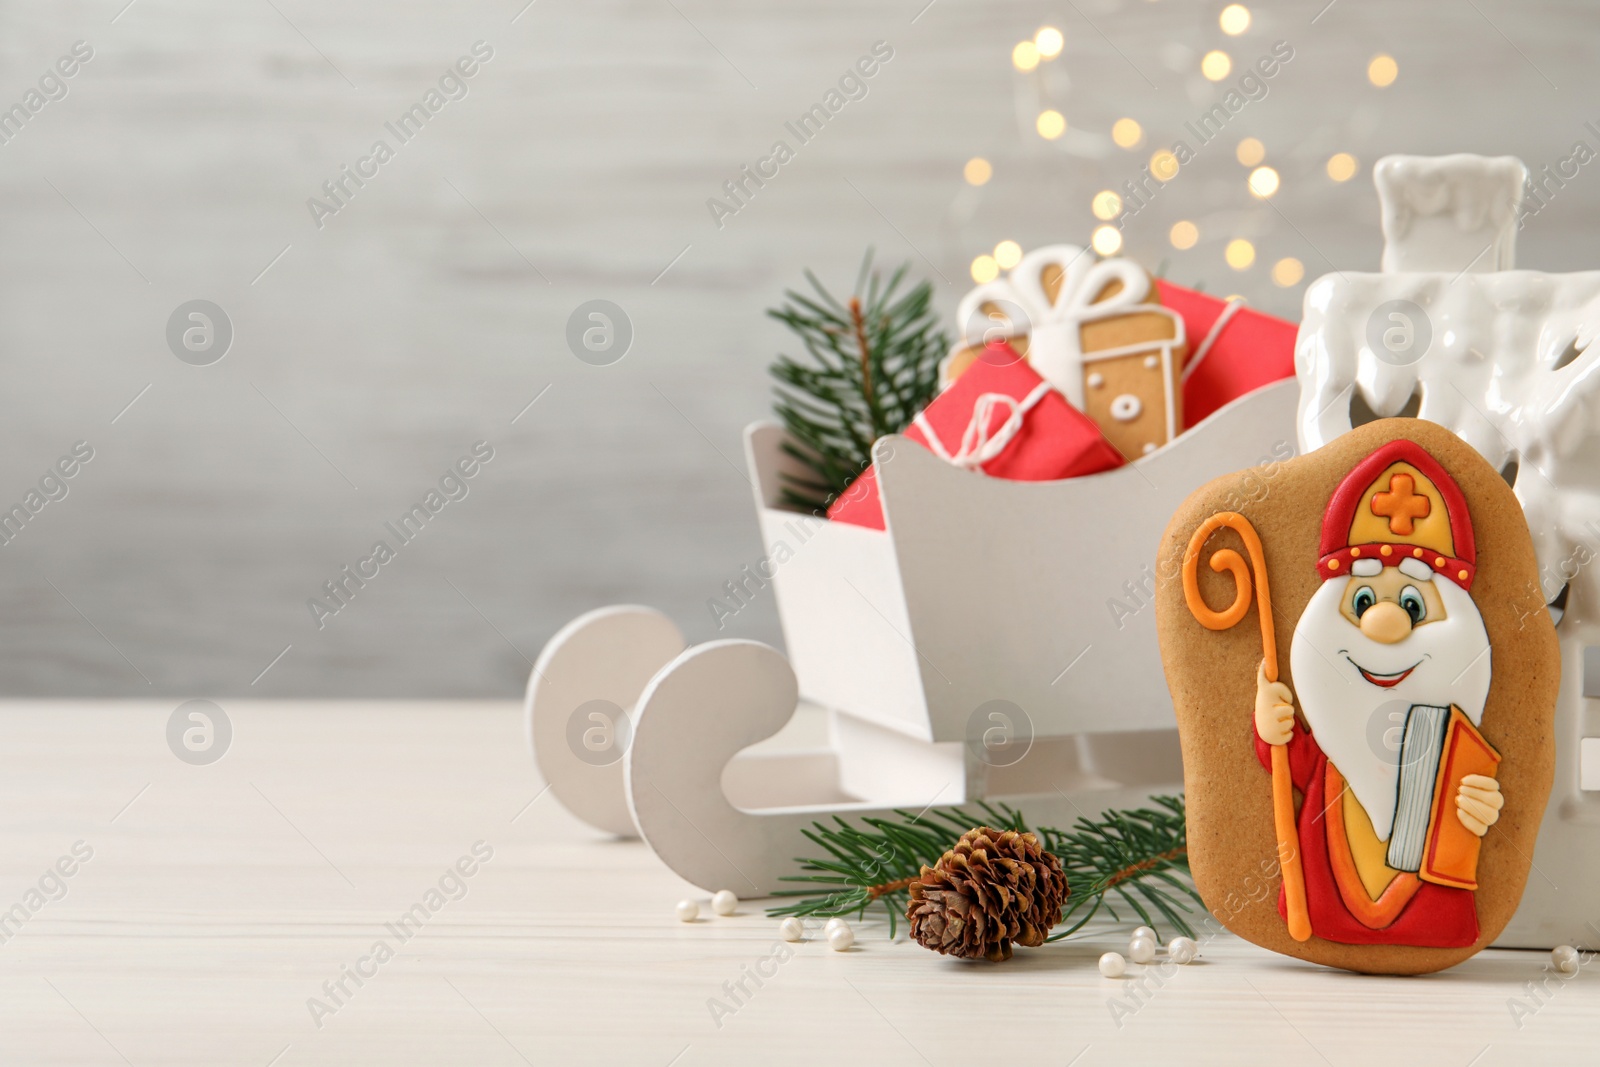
left=1155, top=419, right=1558, bottom=975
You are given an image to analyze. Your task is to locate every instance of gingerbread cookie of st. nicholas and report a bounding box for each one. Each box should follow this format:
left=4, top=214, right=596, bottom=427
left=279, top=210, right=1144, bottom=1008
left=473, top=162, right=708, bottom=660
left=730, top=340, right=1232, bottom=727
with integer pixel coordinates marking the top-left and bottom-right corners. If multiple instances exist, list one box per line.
left=1155, top=418, right=1559, bottom=975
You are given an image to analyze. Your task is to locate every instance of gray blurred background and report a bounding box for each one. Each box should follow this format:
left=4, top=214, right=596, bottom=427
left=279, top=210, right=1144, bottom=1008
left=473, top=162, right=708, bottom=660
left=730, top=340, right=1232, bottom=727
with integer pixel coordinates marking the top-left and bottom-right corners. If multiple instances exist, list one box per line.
left=0, top=0, right=1593, bottom=697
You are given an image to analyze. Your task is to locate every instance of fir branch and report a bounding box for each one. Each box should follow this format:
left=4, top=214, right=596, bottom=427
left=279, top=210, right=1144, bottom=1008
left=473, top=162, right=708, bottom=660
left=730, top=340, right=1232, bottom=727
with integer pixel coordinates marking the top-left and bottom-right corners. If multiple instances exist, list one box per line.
left=1038, top=796, right=1196, bottom=939
left=769, top=250, right=949, bottom=513
left=767, top=795, right=1202, bottom=942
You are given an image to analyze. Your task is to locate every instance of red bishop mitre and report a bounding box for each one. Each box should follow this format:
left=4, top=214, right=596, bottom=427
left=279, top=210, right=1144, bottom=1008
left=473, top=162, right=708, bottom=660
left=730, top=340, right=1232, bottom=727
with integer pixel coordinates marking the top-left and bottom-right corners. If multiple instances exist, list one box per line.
left=1317, top=439, right=1477, bottom=591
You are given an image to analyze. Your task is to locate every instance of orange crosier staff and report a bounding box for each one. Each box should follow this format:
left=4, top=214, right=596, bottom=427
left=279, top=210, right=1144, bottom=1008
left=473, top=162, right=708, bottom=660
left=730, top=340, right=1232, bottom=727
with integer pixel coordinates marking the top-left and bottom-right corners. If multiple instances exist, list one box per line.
left=1182, top=511, right=1313, bottom=943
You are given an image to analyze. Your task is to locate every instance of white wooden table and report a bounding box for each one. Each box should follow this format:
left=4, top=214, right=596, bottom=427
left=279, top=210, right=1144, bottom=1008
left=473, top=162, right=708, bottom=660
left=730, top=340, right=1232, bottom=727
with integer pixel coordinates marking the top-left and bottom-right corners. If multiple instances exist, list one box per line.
left=0, top=701, right=1593, bottom=1065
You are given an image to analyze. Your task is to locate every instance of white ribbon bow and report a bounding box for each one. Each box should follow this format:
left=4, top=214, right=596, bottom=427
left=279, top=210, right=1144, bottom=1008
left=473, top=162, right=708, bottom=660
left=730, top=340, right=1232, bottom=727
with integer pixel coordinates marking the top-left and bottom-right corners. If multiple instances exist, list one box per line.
left=914, top=380, right=1053, bottom=470
left=955, top=244, right=1154, bottom=410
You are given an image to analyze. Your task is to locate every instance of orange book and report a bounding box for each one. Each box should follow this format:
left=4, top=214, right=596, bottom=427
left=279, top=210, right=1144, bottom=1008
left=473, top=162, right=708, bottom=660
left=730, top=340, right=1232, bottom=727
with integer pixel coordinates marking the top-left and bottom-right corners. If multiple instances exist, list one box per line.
left=1420, top=706, right=1501, bottom=890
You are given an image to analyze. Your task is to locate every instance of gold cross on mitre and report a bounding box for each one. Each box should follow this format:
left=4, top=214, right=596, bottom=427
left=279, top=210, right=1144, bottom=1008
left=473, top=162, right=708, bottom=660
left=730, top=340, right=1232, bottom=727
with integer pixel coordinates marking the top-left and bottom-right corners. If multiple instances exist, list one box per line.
left=1371, top=472, right=1431, bottom=535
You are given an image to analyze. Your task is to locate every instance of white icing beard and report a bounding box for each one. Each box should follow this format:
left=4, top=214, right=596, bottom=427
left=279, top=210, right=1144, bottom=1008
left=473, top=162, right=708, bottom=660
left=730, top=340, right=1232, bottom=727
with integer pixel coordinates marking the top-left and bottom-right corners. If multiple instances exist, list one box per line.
left=1287, top=575, right=1492, bottom=842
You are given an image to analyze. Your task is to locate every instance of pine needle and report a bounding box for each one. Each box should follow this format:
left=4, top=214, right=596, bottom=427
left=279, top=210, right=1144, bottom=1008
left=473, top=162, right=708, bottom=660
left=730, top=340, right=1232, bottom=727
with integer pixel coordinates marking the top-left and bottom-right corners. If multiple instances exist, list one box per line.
left=769, top=250, right=948, bottom=513
left=767, top=795, right=1202, bottom=941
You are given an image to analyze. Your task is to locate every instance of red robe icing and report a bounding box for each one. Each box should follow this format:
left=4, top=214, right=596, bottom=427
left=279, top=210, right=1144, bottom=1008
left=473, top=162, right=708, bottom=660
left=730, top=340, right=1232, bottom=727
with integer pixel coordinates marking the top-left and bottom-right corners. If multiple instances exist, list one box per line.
left=1255, top=723, right=1479, bottom=947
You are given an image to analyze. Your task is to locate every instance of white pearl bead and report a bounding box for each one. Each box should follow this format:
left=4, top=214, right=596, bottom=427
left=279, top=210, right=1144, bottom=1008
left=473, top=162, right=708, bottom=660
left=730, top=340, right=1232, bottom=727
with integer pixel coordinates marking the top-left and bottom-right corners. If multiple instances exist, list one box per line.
left=675, top=899, right=698, bottom=922
left=825, top=917, right=847, bottom=935
left=1131, top=925, right=1156, bottom=944
left=1553, top=945, right=1580, bottom=975
left=1128, top=936, right=1156, bottom=964
left=1099, top=951, right=1127, bottom=978
left=711, top=890, right=738, bottom=916
left=1168, top=936, right=1198, bottom=964
left=827, top=923, right=854, bottom=951
left=779, top=917, right=805, bottom=942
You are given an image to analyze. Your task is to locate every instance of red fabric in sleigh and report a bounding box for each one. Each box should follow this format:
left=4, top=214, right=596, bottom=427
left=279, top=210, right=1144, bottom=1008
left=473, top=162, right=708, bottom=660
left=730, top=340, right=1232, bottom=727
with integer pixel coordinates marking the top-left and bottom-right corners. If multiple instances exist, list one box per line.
left=1157, top=279, right=1299, bottom=427
left=827, top=343, right=1124, bottom=530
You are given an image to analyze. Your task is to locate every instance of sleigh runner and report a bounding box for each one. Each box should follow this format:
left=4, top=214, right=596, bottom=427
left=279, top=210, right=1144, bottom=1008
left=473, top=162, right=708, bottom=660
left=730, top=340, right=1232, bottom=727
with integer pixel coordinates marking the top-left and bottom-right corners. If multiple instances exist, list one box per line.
left=527, top=373, right=1300, bottom=896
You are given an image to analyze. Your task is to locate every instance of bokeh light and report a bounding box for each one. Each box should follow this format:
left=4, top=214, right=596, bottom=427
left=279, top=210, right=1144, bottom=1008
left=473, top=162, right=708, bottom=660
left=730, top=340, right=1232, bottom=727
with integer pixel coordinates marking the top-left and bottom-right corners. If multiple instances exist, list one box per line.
left=1013, top=41, right=1040, bottom=72
left=1170, top=220, right=1199, bottom=250
left=1248, top=165, right=1280, bottom=199
left=1236, top=137, right=1265, bottom=167
left=1112, top=118, right=1144, bottom=149
left=1225, top=238, right=1256, bottom=270
left=1326, top=152, right=1358, bottom=182
left=1272, top=257, right=1305, bottom=287
left=1220, top=4, right=1251, bottom=35
left=1092, top=225, right=1123, bottom=256
left=1036, top=109, right=1066, bottom=139
left=1092, top=190, right=1124, bottom=220
left=971, top=254, right=1000, bottom=283
left=1201, top=50, right=1232, bottom=80
left=1035, top=26, right=1064, bottom=58
left=1368, top=54, right=1398, bottom=87
left=994, top=240, right=1023, bottom=269
left=1150, top=149, right=1180, bottom=181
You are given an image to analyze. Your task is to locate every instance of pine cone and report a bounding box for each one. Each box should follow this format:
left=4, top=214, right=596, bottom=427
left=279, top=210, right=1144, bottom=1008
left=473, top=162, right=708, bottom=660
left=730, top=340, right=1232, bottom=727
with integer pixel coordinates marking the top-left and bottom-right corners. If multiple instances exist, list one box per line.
left=906, top=827, right=1068, bottom=961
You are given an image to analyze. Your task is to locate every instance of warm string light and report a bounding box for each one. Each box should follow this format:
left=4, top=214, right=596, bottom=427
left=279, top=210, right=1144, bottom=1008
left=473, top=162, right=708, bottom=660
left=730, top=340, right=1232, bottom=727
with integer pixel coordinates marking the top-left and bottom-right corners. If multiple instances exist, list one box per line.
left=1092, top=225, right=1123, bottom=255
left=973, top=238, right=1092, bottom=283
left=1150, top=149, right=1180, bottom=181
left=989, top=11, right=1302, bottom=300
left=1219, top=4, right=1251, bottom=35
left=1368, top=53, right=1398, bottom=87
left=1201, top=50, right=1232, bottom=80
left=1014, top=26, right=1064, bottom=71
left=1225, top=238, right=1256, bottom=270
left=1248, top=165, right=1280, bottom=199
left=1326, top=152, right=1358, bottom=182
left=1015, top=26, right=1069, bottom=141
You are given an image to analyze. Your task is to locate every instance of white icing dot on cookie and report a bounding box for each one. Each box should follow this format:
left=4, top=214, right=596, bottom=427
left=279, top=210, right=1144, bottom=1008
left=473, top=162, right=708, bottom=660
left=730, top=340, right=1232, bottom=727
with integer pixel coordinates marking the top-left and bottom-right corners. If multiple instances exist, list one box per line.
left=1111, top=393, right=1143, bottom=421
left=1141, top=442, right=1156, bottom=454
left=1088, top=372, right=1105, bottom=388
left=1144, top=354, right=1159, bottom=368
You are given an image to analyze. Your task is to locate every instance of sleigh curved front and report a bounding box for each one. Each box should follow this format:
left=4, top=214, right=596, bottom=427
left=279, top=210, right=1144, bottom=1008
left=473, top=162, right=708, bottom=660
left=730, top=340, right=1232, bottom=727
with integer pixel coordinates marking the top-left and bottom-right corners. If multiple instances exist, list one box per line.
left=743, top=377, right=1300, bottom=744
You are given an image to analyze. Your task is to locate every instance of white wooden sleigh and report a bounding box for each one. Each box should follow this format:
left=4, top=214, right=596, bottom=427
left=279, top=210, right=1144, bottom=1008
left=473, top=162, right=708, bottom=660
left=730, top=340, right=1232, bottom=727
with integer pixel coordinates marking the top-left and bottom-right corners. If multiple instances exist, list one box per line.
left=530, top=153, right=1599, bottom=951
left=525, top=377, right=1298, bottom=898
